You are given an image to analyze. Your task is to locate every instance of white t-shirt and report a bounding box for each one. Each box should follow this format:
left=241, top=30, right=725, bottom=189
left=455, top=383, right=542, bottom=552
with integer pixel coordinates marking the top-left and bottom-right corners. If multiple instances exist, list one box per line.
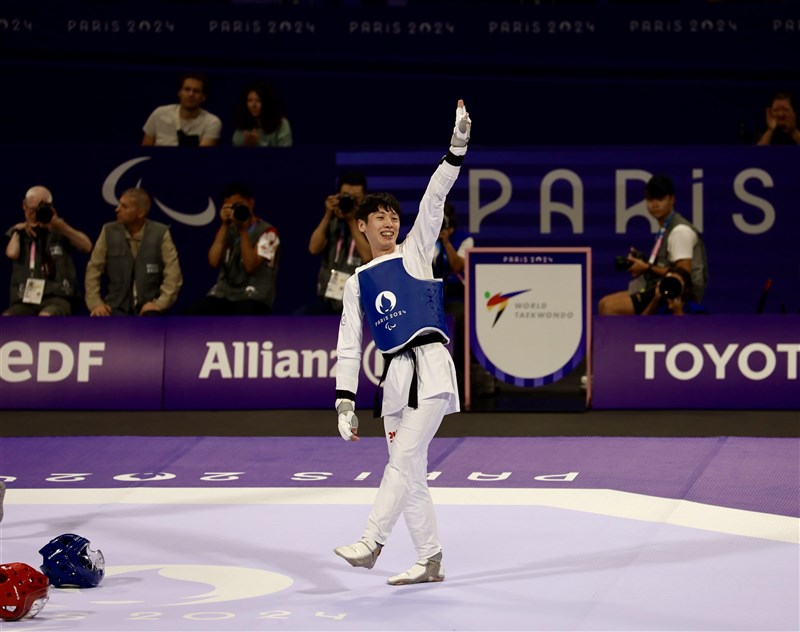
left=142, top=104, right=222, bottom=146
left=667, top=224, right=697, bottom=262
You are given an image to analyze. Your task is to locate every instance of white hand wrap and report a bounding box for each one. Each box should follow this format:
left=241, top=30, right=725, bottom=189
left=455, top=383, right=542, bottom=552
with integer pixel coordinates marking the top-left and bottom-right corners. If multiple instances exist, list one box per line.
left=450, top=100, right=471, bottom=148
left=335, top=398, right=359, bottom=441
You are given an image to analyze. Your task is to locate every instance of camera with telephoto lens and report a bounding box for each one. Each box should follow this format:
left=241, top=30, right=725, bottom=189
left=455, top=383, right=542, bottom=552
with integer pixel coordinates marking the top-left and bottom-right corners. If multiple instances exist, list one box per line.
left=659, top=275, right=684, bottom=299
left=614, top=248, right=645, bottom=271
left=35, top=202, right=55, bottom=224
left=232, top=203, right=251, bottom=222
left=338, top=193, right=356, bottom=214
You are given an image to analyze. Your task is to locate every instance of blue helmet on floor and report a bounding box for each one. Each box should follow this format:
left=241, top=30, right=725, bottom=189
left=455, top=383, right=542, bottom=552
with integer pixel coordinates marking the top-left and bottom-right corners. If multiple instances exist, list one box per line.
left=39, top=534, right=105, bottom=588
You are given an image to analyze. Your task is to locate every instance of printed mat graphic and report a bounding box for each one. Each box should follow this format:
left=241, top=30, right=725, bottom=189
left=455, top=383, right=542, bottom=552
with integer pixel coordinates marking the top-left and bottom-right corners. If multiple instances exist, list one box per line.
left=0, top=436, right=798, bottom=631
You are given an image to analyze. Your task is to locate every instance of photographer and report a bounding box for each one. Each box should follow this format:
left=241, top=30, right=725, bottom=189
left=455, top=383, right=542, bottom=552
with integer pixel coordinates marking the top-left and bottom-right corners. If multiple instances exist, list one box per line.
left=641, top=266, right=706, bottom=316
left=186, top=182, right=280, bottom=315
left=432, top=201, right=483, bottom=395
left=4, top=185, right=92, bottom=316
left=598, top=174, right=708, bottom=315
left=297, top=171, right=371, bottom=314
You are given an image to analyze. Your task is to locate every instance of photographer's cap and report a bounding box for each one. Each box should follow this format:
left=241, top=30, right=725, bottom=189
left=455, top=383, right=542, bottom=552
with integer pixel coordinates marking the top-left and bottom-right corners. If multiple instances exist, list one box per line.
left=645, top=174, right=675, bottom=200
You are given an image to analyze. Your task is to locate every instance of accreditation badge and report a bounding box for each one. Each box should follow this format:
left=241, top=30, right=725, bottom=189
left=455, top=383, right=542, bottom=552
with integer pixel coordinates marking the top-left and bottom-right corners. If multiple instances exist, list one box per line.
left=22, top=278, right=45, bottom=304
left=324, top=269, right=350, bottom=300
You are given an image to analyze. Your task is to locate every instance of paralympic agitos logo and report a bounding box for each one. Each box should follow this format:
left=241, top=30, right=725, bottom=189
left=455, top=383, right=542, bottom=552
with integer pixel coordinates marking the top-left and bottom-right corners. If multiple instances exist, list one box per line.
left=102, top=157, right=216, bottom=226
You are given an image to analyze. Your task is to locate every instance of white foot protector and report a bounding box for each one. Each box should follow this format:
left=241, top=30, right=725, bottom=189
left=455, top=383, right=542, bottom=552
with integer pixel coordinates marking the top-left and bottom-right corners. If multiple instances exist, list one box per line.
left=333, top=538, right=381, bottom=569
left=387, top=556, right=445, bottom=586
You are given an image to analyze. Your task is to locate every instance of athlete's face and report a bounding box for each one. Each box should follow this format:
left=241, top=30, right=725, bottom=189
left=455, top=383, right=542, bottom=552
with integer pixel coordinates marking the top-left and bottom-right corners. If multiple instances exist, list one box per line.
left=359, top=206, right=400, bottom=256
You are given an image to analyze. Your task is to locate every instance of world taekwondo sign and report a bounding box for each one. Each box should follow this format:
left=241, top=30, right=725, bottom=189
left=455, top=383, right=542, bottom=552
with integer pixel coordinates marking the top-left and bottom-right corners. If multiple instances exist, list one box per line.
left=464, top=248, right=592, bottom=410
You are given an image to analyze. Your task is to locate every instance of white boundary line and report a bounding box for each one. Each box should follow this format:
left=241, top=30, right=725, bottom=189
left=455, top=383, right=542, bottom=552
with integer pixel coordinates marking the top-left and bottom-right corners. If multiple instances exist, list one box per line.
left=6, top=487, right=798, bottom=545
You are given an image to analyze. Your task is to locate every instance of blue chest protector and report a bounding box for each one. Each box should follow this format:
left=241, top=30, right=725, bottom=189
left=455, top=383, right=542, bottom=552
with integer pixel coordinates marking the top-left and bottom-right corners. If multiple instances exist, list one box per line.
left=357, top=257, right=449, bottom=354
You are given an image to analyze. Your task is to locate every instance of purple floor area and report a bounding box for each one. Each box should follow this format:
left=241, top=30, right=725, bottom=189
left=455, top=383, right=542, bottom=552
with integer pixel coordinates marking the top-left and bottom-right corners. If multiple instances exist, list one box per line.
left=1, top=436, right=798, bottom=516
left=0, top=435, right=798, bottom=631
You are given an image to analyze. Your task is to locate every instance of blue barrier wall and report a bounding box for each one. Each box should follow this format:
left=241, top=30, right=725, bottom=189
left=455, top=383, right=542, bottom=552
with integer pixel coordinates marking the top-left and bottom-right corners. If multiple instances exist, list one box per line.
left=1, top=145, right=796, bottom=316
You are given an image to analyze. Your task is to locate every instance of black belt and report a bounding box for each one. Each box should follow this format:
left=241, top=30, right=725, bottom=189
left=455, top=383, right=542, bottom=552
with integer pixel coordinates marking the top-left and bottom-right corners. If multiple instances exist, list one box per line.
left=373, top=332, right=447, bottom=418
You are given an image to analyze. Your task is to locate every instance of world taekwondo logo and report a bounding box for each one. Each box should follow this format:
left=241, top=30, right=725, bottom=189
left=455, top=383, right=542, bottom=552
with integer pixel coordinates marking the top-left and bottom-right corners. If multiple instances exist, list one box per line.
left=485, top=289, right=530, bottom=327
left=102, top=157, right=216, bottom=226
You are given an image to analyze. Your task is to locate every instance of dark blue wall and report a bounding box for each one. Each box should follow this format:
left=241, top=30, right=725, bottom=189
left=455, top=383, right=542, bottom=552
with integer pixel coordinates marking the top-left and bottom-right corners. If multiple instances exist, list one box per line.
left=2, top=1, right=798, bottom=147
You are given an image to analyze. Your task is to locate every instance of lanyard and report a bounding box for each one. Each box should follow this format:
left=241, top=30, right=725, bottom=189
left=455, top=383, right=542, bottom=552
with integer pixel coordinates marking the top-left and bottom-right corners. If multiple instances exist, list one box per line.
left=648, top=213, right=673, bottom=264
left=29, top=241, right=37, bottom=272
left=334, top=235, right=357, bottom=265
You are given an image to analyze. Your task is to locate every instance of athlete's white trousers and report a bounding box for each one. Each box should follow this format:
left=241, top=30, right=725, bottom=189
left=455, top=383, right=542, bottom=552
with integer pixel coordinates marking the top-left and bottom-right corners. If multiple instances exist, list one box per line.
left=362, top=393, right=451, bottom=561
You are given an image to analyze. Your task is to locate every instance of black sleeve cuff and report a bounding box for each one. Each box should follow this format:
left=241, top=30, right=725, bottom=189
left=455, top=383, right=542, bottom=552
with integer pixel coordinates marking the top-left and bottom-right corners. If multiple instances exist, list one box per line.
left=440, top=150, right=464, bottom=167
left=336, top=389, right=357, bottom=401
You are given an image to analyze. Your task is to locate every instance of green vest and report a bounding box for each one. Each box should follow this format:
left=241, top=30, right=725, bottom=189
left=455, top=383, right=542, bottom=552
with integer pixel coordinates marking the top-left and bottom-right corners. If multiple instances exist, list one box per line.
left=208, top=219, right=278, bottom=307
left=103, top=220, right=169, bottom=314
left=7, top=226, right=78, bottom=303
left=642, top=211, right=709, bottom=302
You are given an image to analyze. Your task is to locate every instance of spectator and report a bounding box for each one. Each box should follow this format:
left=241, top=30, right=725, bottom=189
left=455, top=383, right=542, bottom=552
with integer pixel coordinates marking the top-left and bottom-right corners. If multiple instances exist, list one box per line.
left=186, top=182, right=280, bottom=315
left=296, top=171, right=371, bottom=314
left=756, top=91, right=799, bottom=145
left=142, top=73, right=222, bottom=147
left=641, top=265, right=707, bottom=316
left=85, top=187, right=182, bottom=316
left=231, top=81, right=293, bottom=147
left=332, top=99, right=472, bottom=586
left=598, top=174, right=708, bottom=315
left=432, top=200, right=472, bottom=389
left=4, top=185, right=92, bottom=316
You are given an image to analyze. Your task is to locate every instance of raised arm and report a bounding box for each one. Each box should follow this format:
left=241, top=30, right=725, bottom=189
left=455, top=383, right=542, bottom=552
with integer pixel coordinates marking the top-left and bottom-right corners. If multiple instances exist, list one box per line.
left=408, top=100, right=472, bottom=259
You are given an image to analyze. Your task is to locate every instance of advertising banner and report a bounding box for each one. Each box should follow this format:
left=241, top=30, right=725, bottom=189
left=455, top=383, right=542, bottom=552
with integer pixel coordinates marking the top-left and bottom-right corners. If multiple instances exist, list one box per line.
left=0, top=318, right=165, bottom=410
left=0, top=317, right=383, bottom=411
left=465, top=248, right=591, bottom=410
left=162, top=316, right=380, bottom=411
left=592, top=316, right=800, bottom=410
